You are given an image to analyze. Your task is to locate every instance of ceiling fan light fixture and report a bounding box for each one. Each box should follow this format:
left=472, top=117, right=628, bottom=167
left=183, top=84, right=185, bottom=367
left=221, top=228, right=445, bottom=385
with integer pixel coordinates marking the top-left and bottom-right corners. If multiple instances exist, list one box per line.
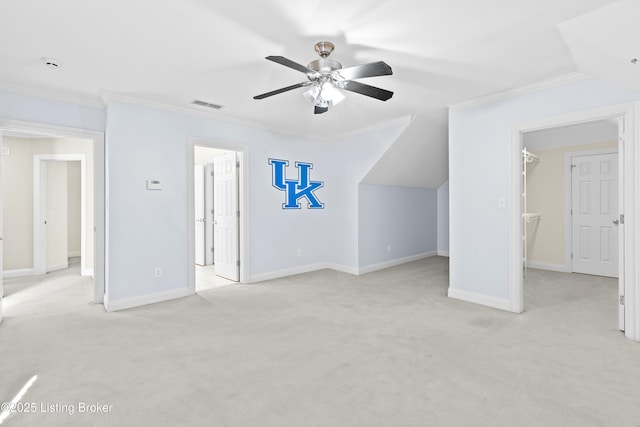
left=303, top=80, right=345, bottom=108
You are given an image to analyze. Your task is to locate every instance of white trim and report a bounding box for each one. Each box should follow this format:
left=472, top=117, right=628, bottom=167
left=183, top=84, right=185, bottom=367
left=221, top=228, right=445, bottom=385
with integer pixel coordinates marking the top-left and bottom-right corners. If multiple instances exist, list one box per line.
left=447, top=288, right=513, bottom=312
left=563, top=148, right=619, bottom=274
left=525, top=262, right=569, bottom=273
left=0, top=118, right=105, bottom=305
left=83, top=268, right=94, bottom=278
left=46, top=262, right=68, bottom=273
left=33, top=154, right=87, bottom=277
left=510, top=102, right=639, bottom=341
left=100, top=90, right=318, bottom=141
left=358, top=251, right=437, bottom=275
left=68, top=251, right=81, bottom=258
left=437, top=250, right=450, bottom=257
left=187, top=138, right=250, bottom=293
left=104, top=287, right=192, bottom=312
left=449, top=72, right=588, bottom=111
left=0, top=83, right=103, bottom=108
left=100, top=91, right=413, bottom=141
left=249, top=263, right=342, bottom=283
left=628, top=103, right=640, bottom=341
left=248, top=253, right=437, bottom=283
left=2, top=269, right=36, bottom=279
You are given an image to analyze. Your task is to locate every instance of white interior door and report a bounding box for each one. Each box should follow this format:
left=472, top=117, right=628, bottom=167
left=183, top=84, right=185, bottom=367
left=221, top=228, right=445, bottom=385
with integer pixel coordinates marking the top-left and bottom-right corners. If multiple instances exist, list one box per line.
left=204, top=163, right=214, bottom=266
left=214, top=152, right=239, bottom=281
left=571, top=152, right=619, bottom=278
left=194, top=164, right=206, bottom=266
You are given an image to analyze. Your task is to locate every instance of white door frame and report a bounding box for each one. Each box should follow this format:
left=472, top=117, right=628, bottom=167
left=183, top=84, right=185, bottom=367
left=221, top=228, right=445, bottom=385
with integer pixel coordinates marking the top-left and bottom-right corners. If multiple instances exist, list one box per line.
left=0, top=119, right=106, bottom=305
left=187, top=137, right=249, bottom=293
left=34, top=154, right=87, bottom=275
left=509, top=102, right=640, bottom=341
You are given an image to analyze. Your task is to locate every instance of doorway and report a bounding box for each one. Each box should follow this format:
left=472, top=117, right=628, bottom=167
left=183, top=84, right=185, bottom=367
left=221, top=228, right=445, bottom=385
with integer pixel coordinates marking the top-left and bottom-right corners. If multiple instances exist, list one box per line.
left=0, top=120, right=105, bottom=324
left=510, top=105, right=637, bottom=339
left=187, top=138, right=248, bottom=294
left=33, top=155, right=89, bottom=277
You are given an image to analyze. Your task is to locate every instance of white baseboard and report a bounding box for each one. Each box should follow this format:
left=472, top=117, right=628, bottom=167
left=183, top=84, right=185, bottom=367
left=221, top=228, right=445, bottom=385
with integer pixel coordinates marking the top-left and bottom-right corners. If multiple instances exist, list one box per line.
left=526, top=261, right=568, bottom=273
left=104, top=287, right=193, bottom=312
left=81, top=268, right=94, bottom=278
left=68, top=251, right=81, bottom=258
left=247, top=263, right=340, bottom=283
left=46, top=263, right=68, bottom=273
left=437, top=250, right=449, bottom=257
left=358, top=251, right=437, bottom=275
left=448, top=288, right=514, bottom=313
left=3, top=268, right=36, bottom=279
left=248, top=253, right=438, bottom=283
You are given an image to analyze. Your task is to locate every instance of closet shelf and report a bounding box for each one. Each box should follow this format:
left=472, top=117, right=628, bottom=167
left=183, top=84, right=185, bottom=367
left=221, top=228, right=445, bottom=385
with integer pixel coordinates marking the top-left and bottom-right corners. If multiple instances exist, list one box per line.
left=522, top=149, right=539, bottom=164
left=522, top=213, right=541, bottom=223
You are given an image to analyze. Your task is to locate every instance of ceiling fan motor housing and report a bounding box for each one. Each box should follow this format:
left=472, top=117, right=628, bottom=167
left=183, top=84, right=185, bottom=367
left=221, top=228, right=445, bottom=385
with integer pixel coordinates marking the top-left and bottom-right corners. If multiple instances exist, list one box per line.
left=307, top=58, right=342, bottom=75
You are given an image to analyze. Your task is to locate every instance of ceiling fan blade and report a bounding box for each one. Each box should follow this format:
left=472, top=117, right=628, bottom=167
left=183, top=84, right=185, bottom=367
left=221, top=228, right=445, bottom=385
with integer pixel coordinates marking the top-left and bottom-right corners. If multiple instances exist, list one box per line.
left=266, top=56, right=318, bottom=75
left=332, top=61, right=393, bottom=80
left=253, top=82, right=311, bottom=100
left=341, top=80, right=393, bottom=101
left=314, top=105, right=329, bottom=114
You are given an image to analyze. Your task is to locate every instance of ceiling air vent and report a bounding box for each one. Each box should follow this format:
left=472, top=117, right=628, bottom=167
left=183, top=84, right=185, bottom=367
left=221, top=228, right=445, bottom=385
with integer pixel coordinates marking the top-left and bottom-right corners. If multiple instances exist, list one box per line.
left=192, top=100, right=224, bottom=110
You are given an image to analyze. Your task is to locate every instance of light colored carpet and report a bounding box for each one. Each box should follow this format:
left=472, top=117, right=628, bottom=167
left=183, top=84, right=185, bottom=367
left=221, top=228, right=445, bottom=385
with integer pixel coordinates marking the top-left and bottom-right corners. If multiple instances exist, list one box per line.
left=1, top=257, right=639, bottom=426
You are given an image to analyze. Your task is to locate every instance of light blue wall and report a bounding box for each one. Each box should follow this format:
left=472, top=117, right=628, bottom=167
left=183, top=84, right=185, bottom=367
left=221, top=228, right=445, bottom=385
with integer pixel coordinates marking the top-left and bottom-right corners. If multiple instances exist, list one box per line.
left=449, top=78, right=640, bottom=302
left=0, top=89, right=422, bottom=308
left=358, top=184, right=437, bottom=268
left=104, top=101, right=407, bottom=302
left=437, top=180, right=449, bottom=255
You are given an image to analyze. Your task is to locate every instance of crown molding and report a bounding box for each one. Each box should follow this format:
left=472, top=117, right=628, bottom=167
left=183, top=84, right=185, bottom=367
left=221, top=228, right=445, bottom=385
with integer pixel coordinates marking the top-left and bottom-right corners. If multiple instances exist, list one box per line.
left=99, top=90, right=326, bottom=141
left=448, top=72, right=589, bottom=112
left=0, top=83, right=103, bottom=108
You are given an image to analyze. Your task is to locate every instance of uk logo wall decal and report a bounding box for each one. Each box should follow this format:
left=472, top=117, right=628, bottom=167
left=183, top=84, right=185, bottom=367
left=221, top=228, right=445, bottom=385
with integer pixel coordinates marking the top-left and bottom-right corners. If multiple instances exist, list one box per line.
left=268, top=158, right=325, bottom=209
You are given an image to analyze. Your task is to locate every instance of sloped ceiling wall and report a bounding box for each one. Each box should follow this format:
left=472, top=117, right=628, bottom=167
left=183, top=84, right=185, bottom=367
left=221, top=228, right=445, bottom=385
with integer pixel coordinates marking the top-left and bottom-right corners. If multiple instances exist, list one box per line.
left=360, top=112, right=448, bottom=189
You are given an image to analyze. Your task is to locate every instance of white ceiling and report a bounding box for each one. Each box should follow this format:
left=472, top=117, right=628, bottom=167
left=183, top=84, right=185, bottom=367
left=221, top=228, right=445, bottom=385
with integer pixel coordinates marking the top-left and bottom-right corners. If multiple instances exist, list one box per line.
left=0, top=0, right=631, bottom=188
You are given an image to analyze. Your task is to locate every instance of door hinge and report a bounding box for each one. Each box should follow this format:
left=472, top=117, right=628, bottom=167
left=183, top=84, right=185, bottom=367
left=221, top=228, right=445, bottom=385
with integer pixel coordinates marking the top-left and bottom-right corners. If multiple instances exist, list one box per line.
left=620, top=214, right=625, bottom=224
left=620, top=295, right=625, bottom=305
left=571, top=164, right=576, bottom=169
left=236, top=161, right=240, bottom=168
left=237, top=260, right=240, bottom=267
left=571, top=253, right=573, bottom=260
left=237, top=210, right=240, bottom=217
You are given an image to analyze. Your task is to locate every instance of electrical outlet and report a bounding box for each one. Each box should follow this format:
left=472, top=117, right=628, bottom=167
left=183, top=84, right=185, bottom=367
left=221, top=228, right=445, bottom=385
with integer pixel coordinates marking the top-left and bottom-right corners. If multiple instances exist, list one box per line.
left=154, top=267, right=162, bottom=278
left=297, top=248, right=302, bottom=257
left=387, top=244, right=391, bottom=253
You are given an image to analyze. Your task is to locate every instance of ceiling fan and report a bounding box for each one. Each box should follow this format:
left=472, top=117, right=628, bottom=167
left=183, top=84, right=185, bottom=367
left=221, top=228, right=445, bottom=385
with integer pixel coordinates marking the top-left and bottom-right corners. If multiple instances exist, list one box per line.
left=253, top=41, right=393, bottom=114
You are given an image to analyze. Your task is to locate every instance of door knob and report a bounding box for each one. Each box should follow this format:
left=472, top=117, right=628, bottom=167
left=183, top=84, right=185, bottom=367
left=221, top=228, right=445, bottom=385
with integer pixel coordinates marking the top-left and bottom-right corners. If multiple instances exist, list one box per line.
left=613, top=219, right=620, bottom=225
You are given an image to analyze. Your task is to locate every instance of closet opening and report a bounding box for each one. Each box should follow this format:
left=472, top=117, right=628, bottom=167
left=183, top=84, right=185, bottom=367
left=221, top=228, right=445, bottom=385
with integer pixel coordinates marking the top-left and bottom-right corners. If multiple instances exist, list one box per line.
left=517, top=116, right=624, bottom=332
